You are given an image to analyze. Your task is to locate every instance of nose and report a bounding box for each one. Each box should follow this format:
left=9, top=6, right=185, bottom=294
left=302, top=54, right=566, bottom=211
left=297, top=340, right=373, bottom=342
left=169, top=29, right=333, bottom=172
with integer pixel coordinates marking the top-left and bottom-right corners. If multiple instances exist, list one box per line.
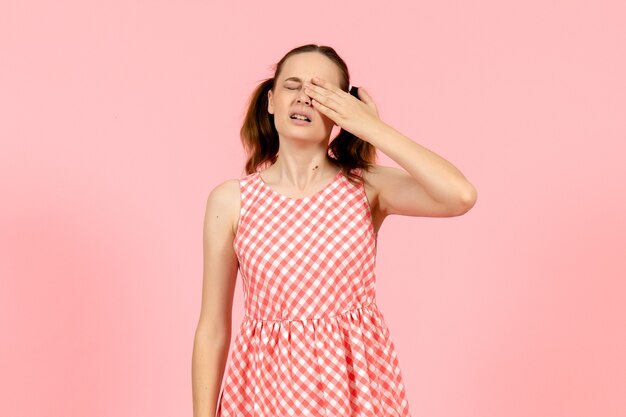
left=297, top=88, right=312, bottom=106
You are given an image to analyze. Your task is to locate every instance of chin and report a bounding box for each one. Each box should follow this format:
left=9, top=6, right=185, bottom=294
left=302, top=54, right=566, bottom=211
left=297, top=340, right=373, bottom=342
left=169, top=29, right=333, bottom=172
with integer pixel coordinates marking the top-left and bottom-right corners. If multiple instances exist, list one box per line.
left=279, top=130, right=326, bottom=142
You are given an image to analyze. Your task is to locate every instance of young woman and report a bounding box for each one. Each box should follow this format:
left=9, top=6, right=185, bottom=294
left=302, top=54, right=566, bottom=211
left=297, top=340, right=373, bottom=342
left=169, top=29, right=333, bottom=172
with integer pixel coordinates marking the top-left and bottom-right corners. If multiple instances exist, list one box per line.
left=192, top=44, right=477, bottom=417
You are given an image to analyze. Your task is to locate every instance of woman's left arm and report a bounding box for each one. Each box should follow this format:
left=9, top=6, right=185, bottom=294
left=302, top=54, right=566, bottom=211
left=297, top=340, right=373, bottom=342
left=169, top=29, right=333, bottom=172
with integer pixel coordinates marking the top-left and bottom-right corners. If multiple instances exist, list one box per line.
left=305, top=77, right=477, bottom=218
left=362, top=120, right=478, bottom=217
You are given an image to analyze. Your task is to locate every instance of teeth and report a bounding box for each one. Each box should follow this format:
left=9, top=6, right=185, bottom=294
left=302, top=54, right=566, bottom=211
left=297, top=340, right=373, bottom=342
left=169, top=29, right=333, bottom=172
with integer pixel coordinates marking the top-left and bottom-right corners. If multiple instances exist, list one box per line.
left=291, top=114, right=309, bottom=121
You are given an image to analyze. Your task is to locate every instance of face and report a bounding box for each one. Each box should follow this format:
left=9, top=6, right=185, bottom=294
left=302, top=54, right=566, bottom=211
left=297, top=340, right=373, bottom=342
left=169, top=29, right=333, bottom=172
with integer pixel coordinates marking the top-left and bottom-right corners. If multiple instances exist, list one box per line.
left=267, top=52, right=343, bottom=143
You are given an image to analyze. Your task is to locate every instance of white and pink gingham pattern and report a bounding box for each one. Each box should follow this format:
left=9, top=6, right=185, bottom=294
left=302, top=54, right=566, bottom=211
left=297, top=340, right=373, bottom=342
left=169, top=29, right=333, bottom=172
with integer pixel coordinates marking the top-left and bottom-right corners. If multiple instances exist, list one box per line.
left=216, top=167, right=412, bottom=417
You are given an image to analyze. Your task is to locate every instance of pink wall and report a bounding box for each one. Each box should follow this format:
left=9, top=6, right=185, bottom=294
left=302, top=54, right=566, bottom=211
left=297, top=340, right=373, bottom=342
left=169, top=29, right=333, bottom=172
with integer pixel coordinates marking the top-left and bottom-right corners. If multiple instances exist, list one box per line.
left=1, top=1, right=624, bottom=416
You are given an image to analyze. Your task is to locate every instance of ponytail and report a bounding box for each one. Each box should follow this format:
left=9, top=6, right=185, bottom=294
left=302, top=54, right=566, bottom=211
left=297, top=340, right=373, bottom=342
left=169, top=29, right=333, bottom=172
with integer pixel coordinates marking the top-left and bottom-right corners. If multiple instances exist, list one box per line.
left=239, top=78, right=280, bottom=175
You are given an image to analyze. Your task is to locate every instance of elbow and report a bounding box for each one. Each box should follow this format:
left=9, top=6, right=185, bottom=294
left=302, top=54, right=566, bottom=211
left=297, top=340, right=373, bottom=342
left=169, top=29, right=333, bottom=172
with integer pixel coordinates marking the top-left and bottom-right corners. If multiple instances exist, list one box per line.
left=456, top=185, right=478, bottom=215
left=194, top=317, right=232, bottom=344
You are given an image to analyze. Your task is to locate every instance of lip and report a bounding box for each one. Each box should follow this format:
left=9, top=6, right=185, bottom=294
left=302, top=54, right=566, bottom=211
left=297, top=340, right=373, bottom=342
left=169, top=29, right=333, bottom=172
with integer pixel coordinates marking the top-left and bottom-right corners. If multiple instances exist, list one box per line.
left=290, top=117, right=312, bottom=126
left=289, top=108, right=313, bottom=122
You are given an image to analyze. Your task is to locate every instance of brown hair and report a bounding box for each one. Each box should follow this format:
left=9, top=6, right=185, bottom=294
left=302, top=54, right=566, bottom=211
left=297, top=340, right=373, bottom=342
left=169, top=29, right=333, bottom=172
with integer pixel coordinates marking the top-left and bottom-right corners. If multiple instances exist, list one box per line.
left=239, top=43, right=377, bottom=186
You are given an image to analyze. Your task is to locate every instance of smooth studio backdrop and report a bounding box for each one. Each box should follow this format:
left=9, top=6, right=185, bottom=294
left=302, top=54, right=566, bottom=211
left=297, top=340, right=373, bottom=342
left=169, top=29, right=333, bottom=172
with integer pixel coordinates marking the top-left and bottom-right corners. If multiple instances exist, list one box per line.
left=1, top=1, right=625, bottom=416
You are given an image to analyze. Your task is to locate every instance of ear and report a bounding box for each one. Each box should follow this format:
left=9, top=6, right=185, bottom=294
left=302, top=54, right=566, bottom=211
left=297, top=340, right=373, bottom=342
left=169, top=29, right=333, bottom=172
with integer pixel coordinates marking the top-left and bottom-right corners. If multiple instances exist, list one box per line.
left=267, top=89, right=274, bottom=115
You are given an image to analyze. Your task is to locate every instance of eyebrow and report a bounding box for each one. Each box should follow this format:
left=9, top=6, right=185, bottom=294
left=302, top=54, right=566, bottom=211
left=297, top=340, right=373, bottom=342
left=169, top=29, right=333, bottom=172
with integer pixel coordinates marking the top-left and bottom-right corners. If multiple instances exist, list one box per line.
left=283, top=77, right=306, bottom=83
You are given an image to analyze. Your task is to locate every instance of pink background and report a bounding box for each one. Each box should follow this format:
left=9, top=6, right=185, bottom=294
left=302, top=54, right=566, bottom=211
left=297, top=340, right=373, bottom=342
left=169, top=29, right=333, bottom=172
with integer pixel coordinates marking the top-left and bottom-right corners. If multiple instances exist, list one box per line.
left=1, top=1, right=625, bottom=416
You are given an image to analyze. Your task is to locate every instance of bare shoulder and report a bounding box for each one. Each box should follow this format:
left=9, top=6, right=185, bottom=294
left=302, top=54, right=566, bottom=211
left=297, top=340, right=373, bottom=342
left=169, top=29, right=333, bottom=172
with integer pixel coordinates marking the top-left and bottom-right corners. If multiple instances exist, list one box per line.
left=360, top=163, right=394, bottom=184
left=360, top=163, right=415, bottom=219
left=204, top=177, right=241, bottom=237
left=361, top=164, right=406, bottom=182
left=360, top=163, right=400, bottom=199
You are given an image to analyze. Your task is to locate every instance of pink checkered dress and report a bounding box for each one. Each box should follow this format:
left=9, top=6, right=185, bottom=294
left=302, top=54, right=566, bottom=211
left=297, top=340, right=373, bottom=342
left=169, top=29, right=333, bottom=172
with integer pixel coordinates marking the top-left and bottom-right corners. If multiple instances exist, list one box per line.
left=216, top=167, right=412, bottom=417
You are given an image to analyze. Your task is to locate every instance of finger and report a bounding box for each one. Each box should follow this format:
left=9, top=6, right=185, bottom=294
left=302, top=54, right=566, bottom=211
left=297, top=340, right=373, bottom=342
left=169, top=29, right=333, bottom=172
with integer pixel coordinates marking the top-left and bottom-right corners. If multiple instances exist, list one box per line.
left=305, top=85, right=342, bottom=109
left=310, top=76, right=327, bottom=87
left=357, top=87, right=372, bottom=101
left=357, top=87, right=378, bottom=111
left=310, top=77, right=342, bottom=98
left=312, top=98, right=340, bottom=121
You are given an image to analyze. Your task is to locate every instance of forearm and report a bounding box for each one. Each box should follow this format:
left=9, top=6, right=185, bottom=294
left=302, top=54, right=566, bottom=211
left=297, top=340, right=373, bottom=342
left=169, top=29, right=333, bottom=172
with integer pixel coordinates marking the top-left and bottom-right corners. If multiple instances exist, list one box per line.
left=192, top=330, right=230, bottom=417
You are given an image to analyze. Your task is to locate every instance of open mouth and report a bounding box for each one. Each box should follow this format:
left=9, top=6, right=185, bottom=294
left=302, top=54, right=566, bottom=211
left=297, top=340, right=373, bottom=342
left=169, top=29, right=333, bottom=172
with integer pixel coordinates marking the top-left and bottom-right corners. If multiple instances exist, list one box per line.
left=290, top=114, right=311, bottom=123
